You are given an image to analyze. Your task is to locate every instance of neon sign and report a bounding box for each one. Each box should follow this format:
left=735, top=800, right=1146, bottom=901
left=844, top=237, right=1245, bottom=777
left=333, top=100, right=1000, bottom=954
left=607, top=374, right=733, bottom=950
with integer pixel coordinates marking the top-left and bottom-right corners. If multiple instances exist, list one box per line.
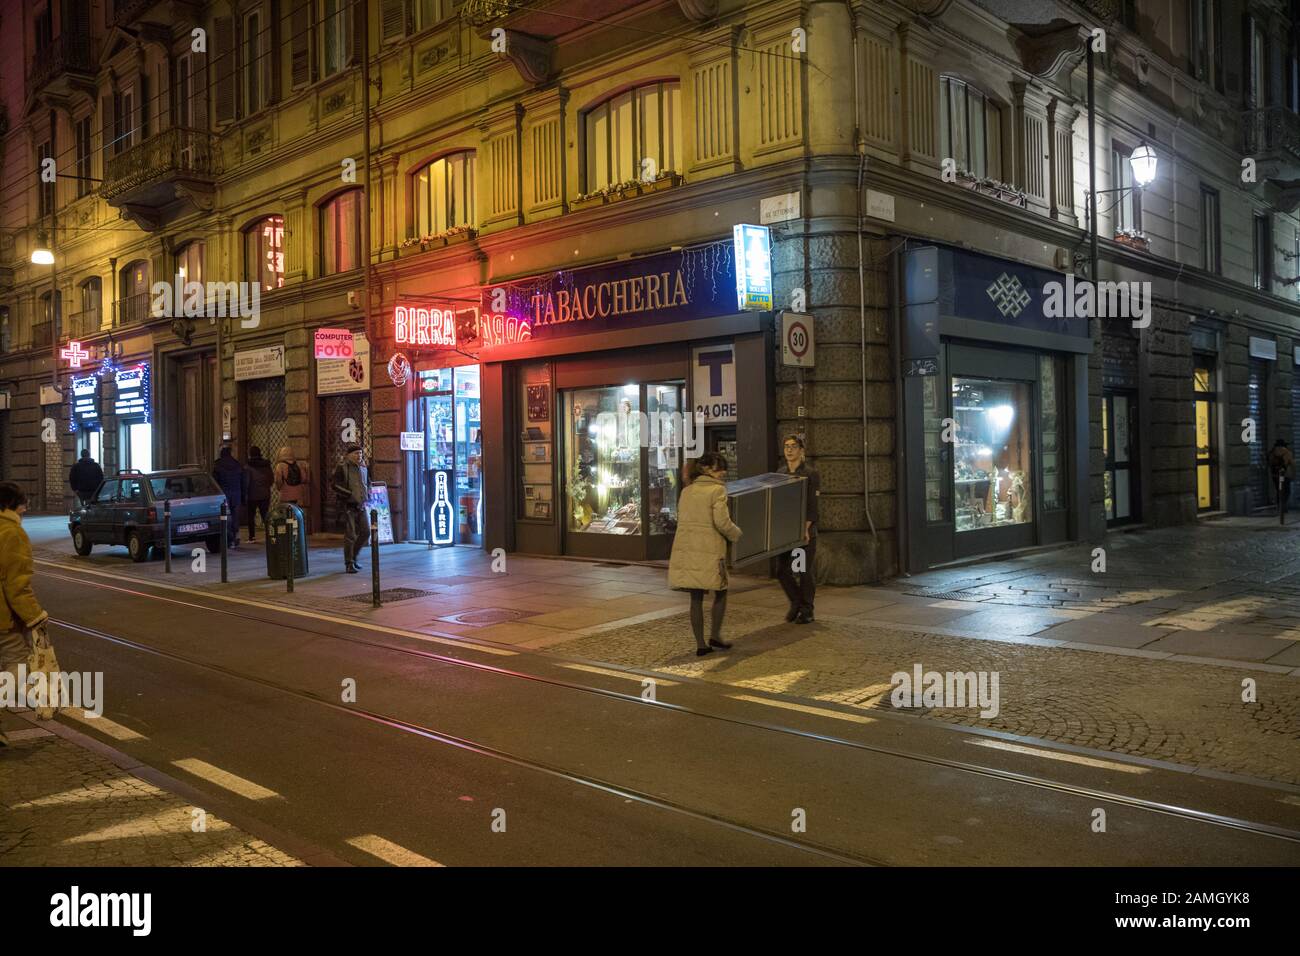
left=732, top=223, right=773, bottom=311
left=113, top=364, right=150, bottom=420
left=475, top=311, right=531, bottom=347
left=70, top=375, right=101, bottom=431
left=431, top=470, right=454, bottom=545
left=61, top=340, right=90, bottom=368
left=394, top=305, right=456, bottom=347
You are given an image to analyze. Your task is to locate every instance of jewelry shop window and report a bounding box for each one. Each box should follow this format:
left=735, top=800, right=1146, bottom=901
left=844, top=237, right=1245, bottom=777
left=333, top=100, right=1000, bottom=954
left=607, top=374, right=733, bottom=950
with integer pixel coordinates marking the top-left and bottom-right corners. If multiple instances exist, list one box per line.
left=565, top=386, right=642, bottom=536
left=952, top=378, right=1033, bottom=532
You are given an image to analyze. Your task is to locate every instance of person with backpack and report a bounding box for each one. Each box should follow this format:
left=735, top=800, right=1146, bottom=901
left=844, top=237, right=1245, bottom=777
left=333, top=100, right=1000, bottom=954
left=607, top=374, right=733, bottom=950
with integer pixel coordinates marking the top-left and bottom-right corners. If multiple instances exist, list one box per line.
left=245, top=446, right=275, bottom=543
left=274, top=446, right=310, bottom=509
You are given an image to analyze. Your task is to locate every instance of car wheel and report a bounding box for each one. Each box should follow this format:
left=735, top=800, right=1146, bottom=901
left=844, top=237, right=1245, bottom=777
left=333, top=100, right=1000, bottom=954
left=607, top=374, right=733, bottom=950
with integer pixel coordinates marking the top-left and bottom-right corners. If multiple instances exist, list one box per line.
left=72, top=527, right=93, bottom=556
left=206, top=535, right=222, bottom=554
left=127, top=531, right=149, bottom=563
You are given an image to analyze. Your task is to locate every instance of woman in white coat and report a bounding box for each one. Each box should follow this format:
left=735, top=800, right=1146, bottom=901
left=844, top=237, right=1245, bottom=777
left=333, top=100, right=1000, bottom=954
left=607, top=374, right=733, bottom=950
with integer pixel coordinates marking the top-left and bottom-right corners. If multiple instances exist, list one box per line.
left=668, top=453, right=742, bottom=656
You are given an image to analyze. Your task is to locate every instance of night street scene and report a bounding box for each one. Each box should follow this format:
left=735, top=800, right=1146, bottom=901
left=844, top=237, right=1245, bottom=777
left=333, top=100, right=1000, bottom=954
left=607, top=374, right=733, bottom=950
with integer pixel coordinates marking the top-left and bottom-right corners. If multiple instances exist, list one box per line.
left=0, top=0, right=1298, bottom=936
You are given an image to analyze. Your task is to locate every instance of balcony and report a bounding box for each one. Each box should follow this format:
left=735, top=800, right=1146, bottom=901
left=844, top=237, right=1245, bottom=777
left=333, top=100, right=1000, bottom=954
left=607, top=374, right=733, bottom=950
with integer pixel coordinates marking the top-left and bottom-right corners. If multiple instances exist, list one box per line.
left=31, top=321, right=55, bottom=350
left=101, top=127, right=219, bottom=231
left=69, top=308, right=103, bottom=338
left=26, top=32, right=97, bottom=101
left=111, top=0, right=203, bottom=28
left=114, top=293, right=152, bottom=329
left=1242, top=107, right=1300, bottom=185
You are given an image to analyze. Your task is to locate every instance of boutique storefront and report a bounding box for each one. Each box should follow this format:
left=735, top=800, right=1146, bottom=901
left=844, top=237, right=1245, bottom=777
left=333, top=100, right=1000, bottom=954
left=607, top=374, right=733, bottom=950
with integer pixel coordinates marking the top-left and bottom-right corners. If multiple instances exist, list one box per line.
left=900, top=245, right=1091, bottom=572
left=394, top=239, right=777, bottom=562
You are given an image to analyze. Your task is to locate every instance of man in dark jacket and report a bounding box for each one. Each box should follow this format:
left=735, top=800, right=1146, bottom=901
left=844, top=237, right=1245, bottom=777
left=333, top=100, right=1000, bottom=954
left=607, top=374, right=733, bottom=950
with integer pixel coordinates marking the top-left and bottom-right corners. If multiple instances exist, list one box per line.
left=68, top=449, right=104, bottom=507
left=776, top=434, right=821, bottom=624
left=331, top=443, right=370, bottom=573
left=212, top=445, right=248, bottom=547
left=245, top=446, right=275, bottom=543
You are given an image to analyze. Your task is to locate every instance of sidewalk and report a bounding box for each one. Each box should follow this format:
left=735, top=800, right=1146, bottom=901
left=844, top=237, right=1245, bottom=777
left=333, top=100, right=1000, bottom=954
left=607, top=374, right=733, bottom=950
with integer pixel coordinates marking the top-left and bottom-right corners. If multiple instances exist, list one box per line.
left=0, top=710, right=302, bottom=867
left=23, top=515, right=1300, bottom=787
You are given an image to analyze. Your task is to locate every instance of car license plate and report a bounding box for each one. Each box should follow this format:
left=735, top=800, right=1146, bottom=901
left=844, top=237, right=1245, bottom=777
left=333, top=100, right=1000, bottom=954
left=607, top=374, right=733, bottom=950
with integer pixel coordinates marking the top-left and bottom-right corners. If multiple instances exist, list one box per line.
left=177, top=522, right=208, bottom=534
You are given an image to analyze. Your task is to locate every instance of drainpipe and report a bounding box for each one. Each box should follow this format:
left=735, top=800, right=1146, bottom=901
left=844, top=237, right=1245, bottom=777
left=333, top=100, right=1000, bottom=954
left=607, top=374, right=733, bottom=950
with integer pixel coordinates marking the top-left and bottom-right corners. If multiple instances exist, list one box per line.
left=361, top=0, right=375, bottom=348
left=847, top=0, right=878, bottom=541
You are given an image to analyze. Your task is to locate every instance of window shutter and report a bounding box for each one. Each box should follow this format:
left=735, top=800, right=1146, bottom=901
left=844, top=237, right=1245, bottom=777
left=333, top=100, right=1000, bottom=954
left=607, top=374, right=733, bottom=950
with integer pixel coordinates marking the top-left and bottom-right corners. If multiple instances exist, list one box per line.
left=380, top=0, right=405, bottom=42
left=62, top=0, right=91, bottom=35
left=214, top=16, right=235, bottom=122
left=290, top=0, right=311, bottom=89
left=268, top=0, right=282, bottom=103
left=352, top=0, right=365, bottom=64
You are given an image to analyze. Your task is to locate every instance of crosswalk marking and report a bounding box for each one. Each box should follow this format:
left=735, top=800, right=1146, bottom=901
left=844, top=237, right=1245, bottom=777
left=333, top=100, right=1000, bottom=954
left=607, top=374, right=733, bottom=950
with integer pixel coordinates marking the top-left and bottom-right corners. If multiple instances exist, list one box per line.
left=563, top=663, right=679, bottom=686
left=172, top=758, right=280, bottom=799
left=60, top=709, right=145, bottom=741
left=346, top=834, right=445, bottom=867
left=968, top=738, right=1149, bottom=774
left=729, top=694, right=875, bottom=723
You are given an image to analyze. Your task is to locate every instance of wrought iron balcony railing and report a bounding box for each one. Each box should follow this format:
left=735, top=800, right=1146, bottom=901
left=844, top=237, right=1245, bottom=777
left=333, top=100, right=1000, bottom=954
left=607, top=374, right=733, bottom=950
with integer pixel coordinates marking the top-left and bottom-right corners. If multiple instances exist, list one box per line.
left=114, top=293, right=151, bottom=328
left=461, top=0, right=534, bottom=27
left=69, top=308, right=103, bottom=338
left=101, top=127, right=220, bottom=202
left=1242, top=107, right=1300, bottom=161
left=27, top=32, right=96, bottom=94
left=31, top=321, right=55, bottom=350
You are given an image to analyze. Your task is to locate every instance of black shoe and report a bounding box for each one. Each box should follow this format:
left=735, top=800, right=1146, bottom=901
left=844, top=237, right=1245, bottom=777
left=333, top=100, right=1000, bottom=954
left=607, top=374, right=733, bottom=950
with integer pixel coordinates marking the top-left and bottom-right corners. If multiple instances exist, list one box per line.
left=708, top=638, right=732, bottom=649
left=345, top=564, right=358, bottom=573
left=695, top=646, right=714, bottom=657
left=796, top=607, right=815, bottom=624
left=785, top=606, right=799, bottom=623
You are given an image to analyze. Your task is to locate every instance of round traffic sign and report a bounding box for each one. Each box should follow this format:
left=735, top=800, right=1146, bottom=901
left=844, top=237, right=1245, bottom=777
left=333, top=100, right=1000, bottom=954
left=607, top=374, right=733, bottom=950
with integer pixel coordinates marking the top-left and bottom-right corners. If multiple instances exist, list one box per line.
left=787, top=320, right=809, bottom=358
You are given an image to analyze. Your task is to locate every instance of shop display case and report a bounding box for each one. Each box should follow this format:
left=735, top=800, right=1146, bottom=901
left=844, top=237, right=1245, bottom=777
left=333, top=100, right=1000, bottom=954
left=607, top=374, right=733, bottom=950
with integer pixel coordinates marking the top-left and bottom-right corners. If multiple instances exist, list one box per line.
left=565, top=386, right=643, bottom=536
left=951, top=377, right=1033, bottom=533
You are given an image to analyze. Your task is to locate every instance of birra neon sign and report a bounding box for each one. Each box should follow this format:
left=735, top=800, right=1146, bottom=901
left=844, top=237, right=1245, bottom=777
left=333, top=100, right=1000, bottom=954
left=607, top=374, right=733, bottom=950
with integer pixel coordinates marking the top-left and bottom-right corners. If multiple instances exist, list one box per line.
left=394, top=305, right=456, bottom=347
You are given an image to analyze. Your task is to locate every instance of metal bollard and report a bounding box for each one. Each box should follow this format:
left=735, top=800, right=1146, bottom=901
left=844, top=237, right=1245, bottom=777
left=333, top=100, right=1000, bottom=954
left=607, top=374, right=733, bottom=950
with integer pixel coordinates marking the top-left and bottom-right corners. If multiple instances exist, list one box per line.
left=220, top=501, right=229, bottom=583
left=287, top=515, right=297, bottom=594
left=370, top=508, right=381, bottom=608
left=163, top=500, right=172, bottom=573
left=1280, top=472, right=1287, bottom=527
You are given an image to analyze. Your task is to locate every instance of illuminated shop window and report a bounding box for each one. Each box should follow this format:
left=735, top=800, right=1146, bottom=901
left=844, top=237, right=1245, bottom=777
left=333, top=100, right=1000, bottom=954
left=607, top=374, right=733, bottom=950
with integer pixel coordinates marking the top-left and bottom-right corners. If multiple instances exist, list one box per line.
left=952, top=378, right=1033, bottom=533
left=565, top=386, right=642, bottom=536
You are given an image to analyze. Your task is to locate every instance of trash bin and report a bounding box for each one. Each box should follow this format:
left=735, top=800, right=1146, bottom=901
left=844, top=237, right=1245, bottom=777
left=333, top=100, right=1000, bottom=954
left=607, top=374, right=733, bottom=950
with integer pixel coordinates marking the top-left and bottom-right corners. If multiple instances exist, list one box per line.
left=266, top=504, right=308, bottom=580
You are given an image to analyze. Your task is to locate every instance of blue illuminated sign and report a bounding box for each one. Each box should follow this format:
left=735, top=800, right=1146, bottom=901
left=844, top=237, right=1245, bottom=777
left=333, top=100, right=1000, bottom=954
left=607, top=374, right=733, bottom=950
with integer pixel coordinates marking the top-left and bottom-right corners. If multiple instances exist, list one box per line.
left=732, top=223, right=773, bottom=311
left=431, top=470, right=454, bottom=545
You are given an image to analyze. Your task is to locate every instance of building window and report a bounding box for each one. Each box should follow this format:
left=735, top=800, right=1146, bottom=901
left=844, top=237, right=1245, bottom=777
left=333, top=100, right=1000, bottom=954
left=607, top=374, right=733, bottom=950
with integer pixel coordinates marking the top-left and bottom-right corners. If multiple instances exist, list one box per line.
left=321, top=190, right=362, bottom=274
left=75, top=117, right=93, bottom=198
left=243, top=8, right=268, bottom=115
left=1119, top=0, right=1137, bottom=31
left=114, top=88, right=135, bottom=153
left=37, top=141, right=54, bottom=216
left=414, top=0, right=449, bottom=31
left=0, top=306, right=10, bottom=354
left=1254, top=213, right=1272, bottom=291
left=119, top=260, right=150, bottom=325
left=939, top=76, right=1002, bottom=180
left=1250, top=19, right=1267, bottom=108
left=1112, top=145, right=1142, bottom=233
left=78, top=278, right=101, bottom=334
left=322, top=0, right=351, bottom=77
left=34, top=4, right=52, bottom=51
left=1201, top=187, right=1220, bottom=273
left=1190, top=0, right=1223, bottom=92
left=177, top=240, right=205, bottom=286
left=413, top=152, right=475, bottom=237
left=176, top=53, right=194, bottom=127
left=245, top=216, right=285, bottom=290
left=583, top=81, right=681, bottom=191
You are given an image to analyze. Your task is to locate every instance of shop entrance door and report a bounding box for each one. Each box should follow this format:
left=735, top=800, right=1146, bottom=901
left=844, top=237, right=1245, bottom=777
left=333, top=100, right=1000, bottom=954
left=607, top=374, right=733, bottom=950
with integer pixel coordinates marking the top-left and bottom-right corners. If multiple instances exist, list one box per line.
left=1102, top=388, right=1140, bottom=524
left=414, top=366, right=482, bottom=546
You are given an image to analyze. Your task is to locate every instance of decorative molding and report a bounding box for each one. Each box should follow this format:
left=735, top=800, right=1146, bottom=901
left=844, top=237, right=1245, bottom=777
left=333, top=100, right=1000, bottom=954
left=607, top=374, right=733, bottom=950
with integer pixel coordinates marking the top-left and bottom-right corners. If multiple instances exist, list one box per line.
left=677, top=0, right=719, bottom=22
left=501, top=30, right=554, bottom=87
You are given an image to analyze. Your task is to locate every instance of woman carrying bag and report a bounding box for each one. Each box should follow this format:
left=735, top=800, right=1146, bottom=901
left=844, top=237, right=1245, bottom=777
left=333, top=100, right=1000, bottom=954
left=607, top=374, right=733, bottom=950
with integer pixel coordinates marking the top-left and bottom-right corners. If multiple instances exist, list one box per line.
left=0, top=481, right=55, bottom=745
left=668, top=453, right=743, bottom=657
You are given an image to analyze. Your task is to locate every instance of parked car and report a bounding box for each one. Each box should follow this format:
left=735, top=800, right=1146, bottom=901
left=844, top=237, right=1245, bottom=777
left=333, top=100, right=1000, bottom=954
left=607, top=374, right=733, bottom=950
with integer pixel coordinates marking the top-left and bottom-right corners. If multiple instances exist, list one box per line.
left=69, top=468, right=230, bottom=561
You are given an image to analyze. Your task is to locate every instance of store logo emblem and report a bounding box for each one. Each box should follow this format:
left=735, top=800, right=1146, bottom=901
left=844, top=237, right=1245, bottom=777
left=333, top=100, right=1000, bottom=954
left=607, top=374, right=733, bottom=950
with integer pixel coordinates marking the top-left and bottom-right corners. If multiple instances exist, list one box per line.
left=986, top=273, right=1031, bottom=318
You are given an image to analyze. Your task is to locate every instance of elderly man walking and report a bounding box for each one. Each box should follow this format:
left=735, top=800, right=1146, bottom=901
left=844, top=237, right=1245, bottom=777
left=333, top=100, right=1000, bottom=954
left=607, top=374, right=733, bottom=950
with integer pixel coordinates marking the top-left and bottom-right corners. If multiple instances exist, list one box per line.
left=331, top=443, right=370, bottom=573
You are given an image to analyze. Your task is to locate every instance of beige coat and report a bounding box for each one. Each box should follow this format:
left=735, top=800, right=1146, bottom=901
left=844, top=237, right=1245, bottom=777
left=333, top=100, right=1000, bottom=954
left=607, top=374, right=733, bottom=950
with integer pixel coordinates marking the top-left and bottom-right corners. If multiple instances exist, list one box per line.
left=668, top=474, right=742, bottom=591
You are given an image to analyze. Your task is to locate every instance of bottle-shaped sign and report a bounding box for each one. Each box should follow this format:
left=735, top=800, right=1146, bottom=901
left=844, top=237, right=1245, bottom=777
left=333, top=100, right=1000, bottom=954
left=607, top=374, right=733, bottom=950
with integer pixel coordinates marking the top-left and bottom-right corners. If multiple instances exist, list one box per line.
left=431, top=470, right=454, bottom=545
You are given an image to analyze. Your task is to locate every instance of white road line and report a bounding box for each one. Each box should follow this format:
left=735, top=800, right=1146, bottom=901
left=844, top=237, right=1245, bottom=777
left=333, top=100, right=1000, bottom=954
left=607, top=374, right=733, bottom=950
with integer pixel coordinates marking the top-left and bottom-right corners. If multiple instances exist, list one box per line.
left=60, top=709, right=145, bottom=741
left=729, top=694, right=875, bottom=723
left=172, top=758, right=280, bottom=800
left=1280, top=794, right=1300, bottom=808
left=563, top=663, right=679, bottom=686
left=37, top=561, right=517, bottom=656
left=967, top=738, right=1149, bottom=774
left=346, top=834, right=445, bottom=867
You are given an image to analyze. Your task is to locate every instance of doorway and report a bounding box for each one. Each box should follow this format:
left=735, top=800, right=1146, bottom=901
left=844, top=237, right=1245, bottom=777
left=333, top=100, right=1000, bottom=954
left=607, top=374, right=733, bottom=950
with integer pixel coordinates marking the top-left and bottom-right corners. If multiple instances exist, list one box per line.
left=1102, top=389, right=1140, bottom=524
left=165, top=351, right=217, bottom=468
left=413, top=365, right=482, bottom=546
left=1194, top=360, right=1219, bottom=511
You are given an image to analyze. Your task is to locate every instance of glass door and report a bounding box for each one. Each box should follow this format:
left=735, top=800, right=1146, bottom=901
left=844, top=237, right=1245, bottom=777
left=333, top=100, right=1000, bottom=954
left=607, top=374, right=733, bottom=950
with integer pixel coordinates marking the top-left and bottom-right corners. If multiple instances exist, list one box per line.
left=1194, top=361, right=1218, bottom=511
left=1102, top=389, right=1139, bottom=524
left=645, top=381, right=684, bottom=559
left=417, top=366, right=482, bottom=546
left=453, top=366, right=482, bottom=547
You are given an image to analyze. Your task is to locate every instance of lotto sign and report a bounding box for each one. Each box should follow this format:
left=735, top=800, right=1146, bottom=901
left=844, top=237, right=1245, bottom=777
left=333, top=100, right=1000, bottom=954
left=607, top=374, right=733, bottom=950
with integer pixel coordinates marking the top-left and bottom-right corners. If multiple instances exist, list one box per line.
left=315, top=328, right=355, bottom=359
left=732, top=223, right=773, bottom=311
left=781, top=311, right=815, bottom=368
left=693, top=345, right=737, bottom=424
left=394, top=305, right=456, bottom=348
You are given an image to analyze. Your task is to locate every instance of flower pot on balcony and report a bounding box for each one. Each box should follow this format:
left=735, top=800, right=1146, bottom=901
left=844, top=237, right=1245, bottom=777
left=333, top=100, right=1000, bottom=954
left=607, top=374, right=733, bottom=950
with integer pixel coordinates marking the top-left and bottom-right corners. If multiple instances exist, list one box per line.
left=642, top=174, right=681, bottom=194
left=572, top=194, right=608, bottom=211
left=1114, top=233, right=1150, bottom=252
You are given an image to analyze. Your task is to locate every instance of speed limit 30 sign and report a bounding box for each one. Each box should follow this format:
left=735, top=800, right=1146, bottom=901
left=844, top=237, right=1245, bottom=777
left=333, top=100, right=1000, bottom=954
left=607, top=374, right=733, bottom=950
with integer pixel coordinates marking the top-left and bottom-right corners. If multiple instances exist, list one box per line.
left=781, top=311, right=815, bottom=368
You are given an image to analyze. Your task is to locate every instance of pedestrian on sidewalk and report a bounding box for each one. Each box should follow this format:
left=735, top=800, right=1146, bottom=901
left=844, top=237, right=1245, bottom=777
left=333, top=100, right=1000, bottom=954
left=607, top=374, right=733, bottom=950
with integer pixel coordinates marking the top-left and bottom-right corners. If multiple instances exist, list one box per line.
left=1269, top=438, right=1294, bottom=511
left=776, top=434, right=820, bottom=624
left=68, top=449, right=103, bottom=509
left=668, top=452, right=742, bottom=657
left=274, top=446, right=310, bottom=529
left=0, top=482, right=49, bottom=747
left=212, top=444, right=247, bottom=548
left=331, top=443, right=370, bottom=574
left=245, top=446, right=274, bottom=543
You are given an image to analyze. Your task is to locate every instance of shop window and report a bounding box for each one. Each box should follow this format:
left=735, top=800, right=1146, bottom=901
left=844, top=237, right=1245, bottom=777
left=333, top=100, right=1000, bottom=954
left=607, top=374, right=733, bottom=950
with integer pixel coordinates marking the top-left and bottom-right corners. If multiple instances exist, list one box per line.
left=321, top=190, right=362, bottom=274
left=922, top=374, right=948, bottom=523
left=518, top=363, right=554, bottom=521
left=565, top=386, right=643, bottom=535
left=939, top=77, right=1002, bottom=181
left=952, top=378, right=1033, bottom=532
left=583, top=81, right=681, bottom=191
left=413, top=152, right=475, bottom=237
left=1194, top=360, right=1218, bottom=511
left=244, top=215, right=285, bottom=290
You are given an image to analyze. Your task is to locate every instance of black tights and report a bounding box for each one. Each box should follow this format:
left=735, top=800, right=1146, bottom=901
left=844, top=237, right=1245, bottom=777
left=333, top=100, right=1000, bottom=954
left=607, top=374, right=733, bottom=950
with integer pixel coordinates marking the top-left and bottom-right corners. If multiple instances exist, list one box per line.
left=689, top=589, right=728, bottom=648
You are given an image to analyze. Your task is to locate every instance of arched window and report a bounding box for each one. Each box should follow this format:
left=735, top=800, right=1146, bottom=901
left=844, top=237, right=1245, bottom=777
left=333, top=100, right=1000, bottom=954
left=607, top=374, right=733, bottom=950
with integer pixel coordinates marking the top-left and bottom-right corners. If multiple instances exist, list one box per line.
left=583, top=81, right=681, bottom=191
left=321, top=190, right=362, bottom=274
left=76, top=277, right=102, bottom=335
left=413, top=152, right=475, bottom=237
left=119, top=260, right=150, bottom=326
left=176, top=240, right=205, bottom=286
left=939, top=76, right=1002, bottom=181
left=245, top=216, right=285, bottom=290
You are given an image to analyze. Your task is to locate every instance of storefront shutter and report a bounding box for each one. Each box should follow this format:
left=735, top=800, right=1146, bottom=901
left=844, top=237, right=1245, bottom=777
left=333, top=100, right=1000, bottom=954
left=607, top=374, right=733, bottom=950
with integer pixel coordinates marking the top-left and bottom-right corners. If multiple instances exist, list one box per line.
left=290, top=0, right=312, bottom=89
left=214, top=16, right=235, bottom=122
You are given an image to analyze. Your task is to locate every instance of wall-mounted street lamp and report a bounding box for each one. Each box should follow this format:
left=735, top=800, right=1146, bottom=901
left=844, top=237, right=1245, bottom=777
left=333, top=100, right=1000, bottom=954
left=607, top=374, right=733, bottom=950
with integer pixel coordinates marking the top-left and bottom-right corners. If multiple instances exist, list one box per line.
left=1128, top=142, right=1158, bottom=188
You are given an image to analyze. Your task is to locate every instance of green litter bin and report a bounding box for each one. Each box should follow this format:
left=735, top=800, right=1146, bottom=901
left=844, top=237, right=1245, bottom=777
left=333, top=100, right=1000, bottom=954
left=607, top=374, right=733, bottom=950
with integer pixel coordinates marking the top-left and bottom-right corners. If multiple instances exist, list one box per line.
left=266, top=504, right=308, bottom=580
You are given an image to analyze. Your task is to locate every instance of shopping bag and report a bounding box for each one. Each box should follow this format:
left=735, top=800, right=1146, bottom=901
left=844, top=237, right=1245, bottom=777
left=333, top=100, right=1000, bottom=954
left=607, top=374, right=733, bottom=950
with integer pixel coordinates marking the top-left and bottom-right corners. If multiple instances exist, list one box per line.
left=27, top=623, right=61, bottom=719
